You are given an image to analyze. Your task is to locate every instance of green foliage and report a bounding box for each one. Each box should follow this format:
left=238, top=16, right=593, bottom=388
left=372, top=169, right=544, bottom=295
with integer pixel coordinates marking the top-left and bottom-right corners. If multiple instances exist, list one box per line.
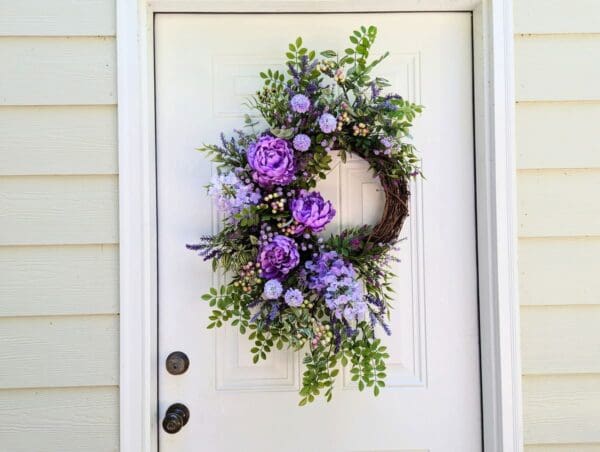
left=196, top=129, right=255, bottom=174
left=202, top=284, right=252, bottom=332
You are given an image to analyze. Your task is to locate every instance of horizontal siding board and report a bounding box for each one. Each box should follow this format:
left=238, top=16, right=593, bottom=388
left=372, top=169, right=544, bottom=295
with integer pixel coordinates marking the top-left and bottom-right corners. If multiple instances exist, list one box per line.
left=516, top=35, right=600, bottom=101
left=514, top=0, right=600, bottom=34
left=0, top=37, right=116, bottom=106
left=516, top=102, right=600, bottom=169
left=519, top=237, right=600, bottom=305
left=0, top=0, right=115, bottom=36
left=526, top=445, right=600, bottom=452
left=0, top=175, right=118, bottom=245
left=0, top=245, right=119, bottom=316
left=518, top=169, right=600, bottom=237
left=523, top=375, right=600, bottom=444
left=521, top=306, right=600, bottom=374
left=0, top=105, right=118, bottom=175
left=0, top=386, right=118, bottom=452
left=0, top=315, right=118, bottom=388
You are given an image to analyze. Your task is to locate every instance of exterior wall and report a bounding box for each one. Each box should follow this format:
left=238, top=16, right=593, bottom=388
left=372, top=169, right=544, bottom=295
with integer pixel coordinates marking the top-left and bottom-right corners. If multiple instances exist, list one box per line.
left=0, top=1, right=119, bottom=451
left=514, top=0, right=600, bottom=449
left=1, top=1, right=598, bottom=450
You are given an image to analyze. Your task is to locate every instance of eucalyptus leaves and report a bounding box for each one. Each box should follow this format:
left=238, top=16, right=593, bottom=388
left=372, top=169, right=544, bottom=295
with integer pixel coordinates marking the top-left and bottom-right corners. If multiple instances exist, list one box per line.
left=188, top=25, right=422, bottom=405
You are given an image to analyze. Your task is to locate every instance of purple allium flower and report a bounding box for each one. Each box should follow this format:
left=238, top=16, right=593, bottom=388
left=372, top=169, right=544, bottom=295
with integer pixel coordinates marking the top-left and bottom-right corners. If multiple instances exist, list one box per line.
left=290, top=94, right=310, bottom=113
left=284, top=288, right=304, bottom=307
left=258, top=235, right=300, bottom=280
left=246, top=135, right=295, bottom=187
left=318, top=113, right=337, bottom=134
left=292, top=134, right=311, bottom=152
left=290, top=190, right=335, bottom=233
left=263, top=279, right=283, bottom=300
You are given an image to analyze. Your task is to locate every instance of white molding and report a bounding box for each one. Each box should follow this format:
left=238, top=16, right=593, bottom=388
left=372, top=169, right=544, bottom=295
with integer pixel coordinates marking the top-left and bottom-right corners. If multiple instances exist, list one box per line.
left=117, top=1, right=522, bottom=451
left=146, top=0, right=480, bottom=11
left=472, top=1, right=523, bottom=450
left=117, top=1, right=158, bottom=451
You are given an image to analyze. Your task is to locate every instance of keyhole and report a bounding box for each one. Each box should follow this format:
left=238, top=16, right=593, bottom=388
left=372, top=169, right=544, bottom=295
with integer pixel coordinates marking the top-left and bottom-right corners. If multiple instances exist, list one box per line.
left=166, top=351, right=189, bottom=375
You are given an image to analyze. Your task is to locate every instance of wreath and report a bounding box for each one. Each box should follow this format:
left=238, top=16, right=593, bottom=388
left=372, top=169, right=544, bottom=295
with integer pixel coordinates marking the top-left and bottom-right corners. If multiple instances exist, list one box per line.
left=188, top=25, right=422, bottom=405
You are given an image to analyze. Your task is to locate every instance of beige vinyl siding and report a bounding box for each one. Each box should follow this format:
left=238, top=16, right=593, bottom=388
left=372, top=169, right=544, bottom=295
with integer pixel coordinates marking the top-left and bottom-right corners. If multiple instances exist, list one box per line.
left=526, top=445, right=600, bottom=452
left=519, top=238, right=600, bottom=306
left=0, top=245, right=119, bottom=317
left=0, top=106, right=118, bottom=175
left=0, top=0, right=115, bottom=36
left=0, top=386, right=119, bottom=452
left=523, top=375, right=600, bottom=444
left=516, top=103, right=600, bottom=169
left=514, top=0, right=600, bottom=35
left=0, top=2, right=119, bottom=451
left=0, top=175, right=119, bottom=245
left=515, top=0, right=600, bottom=448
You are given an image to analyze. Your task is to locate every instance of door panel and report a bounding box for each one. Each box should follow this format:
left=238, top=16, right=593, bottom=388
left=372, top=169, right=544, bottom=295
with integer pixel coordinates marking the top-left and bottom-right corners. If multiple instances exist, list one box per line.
left=156, top=13, right=479, bottom=452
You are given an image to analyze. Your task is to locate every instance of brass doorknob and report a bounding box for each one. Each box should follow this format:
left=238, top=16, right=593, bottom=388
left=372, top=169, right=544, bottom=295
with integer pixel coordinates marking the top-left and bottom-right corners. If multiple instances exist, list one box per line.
left=162, top=403, right=190, bottom=434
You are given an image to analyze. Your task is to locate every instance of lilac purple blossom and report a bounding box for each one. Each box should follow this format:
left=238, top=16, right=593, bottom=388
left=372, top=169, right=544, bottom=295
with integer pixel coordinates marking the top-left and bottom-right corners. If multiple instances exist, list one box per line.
left=246, top=135, right=296, bottom=187
left=304, top=251, right=366, bottom=324
left=207, top=172, right=261, bottom=216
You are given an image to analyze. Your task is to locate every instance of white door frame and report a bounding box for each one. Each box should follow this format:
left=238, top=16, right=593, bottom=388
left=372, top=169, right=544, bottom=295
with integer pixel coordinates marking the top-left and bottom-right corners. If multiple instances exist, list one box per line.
left=117, top=1, right=522, bottom=451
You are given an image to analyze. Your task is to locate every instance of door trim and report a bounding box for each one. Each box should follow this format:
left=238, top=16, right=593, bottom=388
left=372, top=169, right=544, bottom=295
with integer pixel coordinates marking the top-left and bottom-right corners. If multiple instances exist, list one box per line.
left=117, top=1, right=522, bottom=451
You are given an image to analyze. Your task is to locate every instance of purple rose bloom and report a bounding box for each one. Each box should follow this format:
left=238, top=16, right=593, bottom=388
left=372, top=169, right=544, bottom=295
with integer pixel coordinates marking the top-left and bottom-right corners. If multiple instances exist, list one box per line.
left=318, top=113, right=337, bottom=134
left=290, top=190, right=336, bottom=233
left=246, top=135, right=295, bottom=187
left=292, top=134, right=311, bottom=152
left=258, top=235, right=300, bottom=280
left=290, top=94, right=310, bottom=113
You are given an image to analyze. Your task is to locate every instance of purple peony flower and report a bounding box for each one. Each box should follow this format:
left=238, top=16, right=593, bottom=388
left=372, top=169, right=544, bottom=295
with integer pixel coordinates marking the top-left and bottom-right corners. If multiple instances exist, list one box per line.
left=284, top=288, right=304, bottom=307
left=246, top=135, right=295, bottom=187
left=290, top=190, right=335, bottom=233
left=263, top=279, right=283, bottom=299
left=258, top=235, right=300, bottom=280
left=290, top=94, right=310, bottom=113
left=292, top=134, right=311, bottom=152
left=318, top=113, right=337, bottom=134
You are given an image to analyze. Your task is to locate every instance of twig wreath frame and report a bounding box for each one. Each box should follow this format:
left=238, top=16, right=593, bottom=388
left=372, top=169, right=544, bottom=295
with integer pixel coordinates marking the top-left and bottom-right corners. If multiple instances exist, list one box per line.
left=188, top=25, right=423, bottom=405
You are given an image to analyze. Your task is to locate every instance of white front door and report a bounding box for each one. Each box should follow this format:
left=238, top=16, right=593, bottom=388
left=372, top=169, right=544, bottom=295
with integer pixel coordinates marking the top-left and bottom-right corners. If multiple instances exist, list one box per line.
left=155, top=13, right=480, bottom=452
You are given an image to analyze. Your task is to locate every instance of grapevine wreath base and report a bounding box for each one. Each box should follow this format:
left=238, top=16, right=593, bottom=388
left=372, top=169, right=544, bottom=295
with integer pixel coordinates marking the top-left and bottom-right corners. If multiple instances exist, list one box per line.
left=188, top=25, right=422, bottom=405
